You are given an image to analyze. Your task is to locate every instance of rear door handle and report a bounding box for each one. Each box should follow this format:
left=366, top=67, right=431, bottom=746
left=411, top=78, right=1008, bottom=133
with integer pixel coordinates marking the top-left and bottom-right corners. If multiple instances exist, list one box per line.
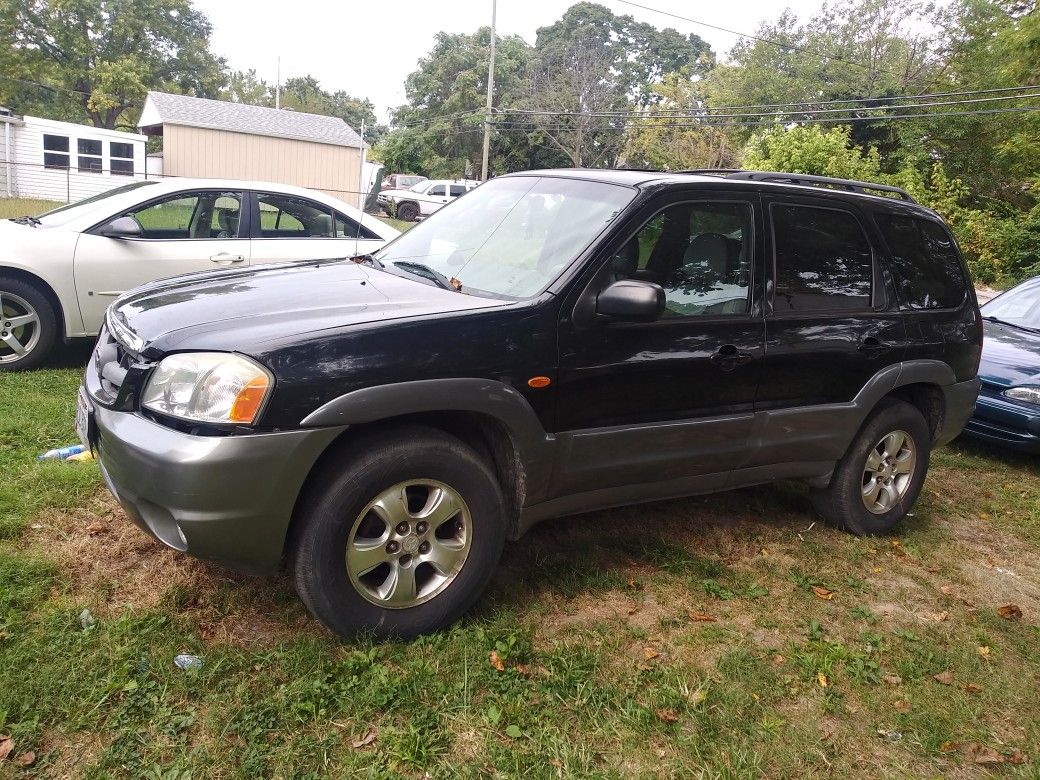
left=710, top=344, right=754, bottom=371
left=857, top=336, right=890, bottom=354
left=210, top=253, right=245, bottom=264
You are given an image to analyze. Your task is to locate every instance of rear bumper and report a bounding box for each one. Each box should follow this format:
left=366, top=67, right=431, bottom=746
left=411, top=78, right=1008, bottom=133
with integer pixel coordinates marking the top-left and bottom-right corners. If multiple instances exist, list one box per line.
left=962, top=390, right=1040, bottom=453
left=88, top=396, right=344, bottom=574
left=935, top=377, right=982, bottom=446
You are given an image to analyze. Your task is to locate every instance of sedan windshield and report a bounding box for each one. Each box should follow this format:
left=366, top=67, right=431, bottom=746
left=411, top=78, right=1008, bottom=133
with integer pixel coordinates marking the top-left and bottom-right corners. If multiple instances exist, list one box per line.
left=982, top=279, right=1040, bottom=330
left=36, top=181, right=159, bottom=225
left=375, top=176, right=635, bottom=299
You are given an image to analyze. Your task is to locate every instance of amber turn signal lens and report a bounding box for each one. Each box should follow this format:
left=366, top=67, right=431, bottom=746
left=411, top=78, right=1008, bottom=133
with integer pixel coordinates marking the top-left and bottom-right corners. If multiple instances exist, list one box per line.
left=229, top=374, right=271, bottom=423
left=527, top=376, right=552, bottom=389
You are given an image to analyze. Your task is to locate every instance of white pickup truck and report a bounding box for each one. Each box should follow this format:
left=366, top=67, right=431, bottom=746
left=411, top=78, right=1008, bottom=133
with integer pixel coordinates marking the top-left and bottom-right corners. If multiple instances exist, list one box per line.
left=380, top=179, right=479, bottom=221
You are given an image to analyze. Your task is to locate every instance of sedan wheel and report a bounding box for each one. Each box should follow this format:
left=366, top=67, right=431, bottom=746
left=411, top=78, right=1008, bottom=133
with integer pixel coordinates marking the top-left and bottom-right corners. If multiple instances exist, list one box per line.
left=0, top=291, right=43, bottom=366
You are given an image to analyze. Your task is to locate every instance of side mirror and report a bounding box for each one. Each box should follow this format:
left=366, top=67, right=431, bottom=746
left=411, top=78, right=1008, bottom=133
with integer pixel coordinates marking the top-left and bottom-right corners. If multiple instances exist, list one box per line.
left=596, top=279, right=666, bottom=322
left=98, top=216, right=143, bottom=239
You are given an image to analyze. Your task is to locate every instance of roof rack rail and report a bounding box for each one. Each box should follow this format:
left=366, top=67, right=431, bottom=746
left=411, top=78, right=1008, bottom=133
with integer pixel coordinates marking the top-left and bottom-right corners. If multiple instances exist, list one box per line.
left=673, top=168, right=746, bottom=176
left=723, top=171, right=916, bottom=202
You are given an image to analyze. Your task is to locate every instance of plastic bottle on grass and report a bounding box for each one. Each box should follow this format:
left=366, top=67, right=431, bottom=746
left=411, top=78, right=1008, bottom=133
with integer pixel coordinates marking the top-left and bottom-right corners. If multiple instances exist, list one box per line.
left=38, top=444, right=85, bottom=461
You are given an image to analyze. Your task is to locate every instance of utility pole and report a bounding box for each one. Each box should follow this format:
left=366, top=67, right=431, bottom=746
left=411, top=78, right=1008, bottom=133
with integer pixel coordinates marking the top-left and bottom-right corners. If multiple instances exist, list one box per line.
left=480, top=0, right=497, bottom=182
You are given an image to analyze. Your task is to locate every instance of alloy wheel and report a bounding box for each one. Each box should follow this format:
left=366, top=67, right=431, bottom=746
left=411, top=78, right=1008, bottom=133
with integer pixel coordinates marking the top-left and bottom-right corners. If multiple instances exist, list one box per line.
left=0, top=291, right=42, bottom=365
left=861, top=429, right=916, bottom=514
left=346, top=479, right=472, bottom=609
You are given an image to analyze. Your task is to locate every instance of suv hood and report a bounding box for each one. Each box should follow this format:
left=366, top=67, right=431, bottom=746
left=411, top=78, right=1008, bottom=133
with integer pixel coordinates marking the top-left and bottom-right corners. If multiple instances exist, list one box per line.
left=111, top=259, right=509, bottom=357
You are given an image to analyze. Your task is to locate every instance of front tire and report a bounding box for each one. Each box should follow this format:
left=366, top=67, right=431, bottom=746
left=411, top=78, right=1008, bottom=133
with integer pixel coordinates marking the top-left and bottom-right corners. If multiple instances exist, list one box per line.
left=396, top=201, right=419, bottom=222
left=810, top=399, right=931, bottom=535
left=291, top=426, right=507, bottom=640
left=0, top=277, right=58, bottom=371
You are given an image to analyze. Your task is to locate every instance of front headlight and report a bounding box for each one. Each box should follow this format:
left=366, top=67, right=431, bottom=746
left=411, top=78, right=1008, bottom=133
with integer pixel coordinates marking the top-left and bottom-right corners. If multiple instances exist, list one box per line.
left=1003, top=386, right=1040, bottom=407
left=142, top=353, right=272, bottom=425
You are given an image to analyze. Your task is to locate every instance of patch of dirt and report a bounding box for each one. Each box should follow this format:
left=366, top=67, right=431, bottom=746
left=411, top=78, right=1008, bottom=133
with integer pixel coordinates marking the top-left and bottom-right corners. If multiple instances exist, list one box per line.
left=25, top=492, right=318, bottom=648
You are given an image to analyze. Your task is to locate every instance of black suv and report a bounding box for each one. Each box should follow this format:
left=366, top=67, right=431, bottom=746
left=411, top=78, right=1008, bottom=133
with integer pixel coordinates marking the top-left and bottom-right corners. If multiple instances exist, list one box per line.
left=78, top=169, right=982, bottom=639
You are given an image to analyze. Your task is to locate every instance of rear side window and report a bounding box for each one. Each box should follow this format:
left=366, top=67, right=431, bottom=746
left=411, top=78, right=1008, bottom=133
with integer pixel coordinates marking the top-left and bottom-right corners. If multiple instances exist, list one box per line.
left=876, top=215, right=967, bottom=309
left=771, top=204, right=873, bottom=312
left=449, top=185, right=468, bottom=197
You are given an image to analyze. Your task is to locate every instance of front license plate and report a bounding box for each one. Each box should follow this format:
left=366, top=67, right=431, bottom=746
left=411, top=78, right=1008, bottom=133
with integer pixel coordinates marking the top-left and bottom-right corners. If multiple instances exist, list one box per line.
left=75, top=388, right=92, bottom=449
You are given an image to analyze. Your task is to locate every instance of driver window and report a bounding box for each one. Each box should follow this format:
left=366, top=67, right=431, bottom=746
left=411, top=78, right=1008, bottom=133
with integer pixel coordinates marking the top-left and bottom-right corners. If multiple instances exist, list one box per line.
left=612, top=201, right=753, bottom=316
left=123, top=191, right=242, bottom=240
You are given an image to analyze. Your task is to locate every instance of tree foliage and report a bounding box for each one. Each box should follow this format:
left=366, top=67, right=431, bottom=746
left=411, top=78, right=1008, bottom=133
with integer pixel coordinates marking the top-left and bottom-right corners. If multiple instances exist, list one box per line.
left=0, top=0, right=225, bottom=129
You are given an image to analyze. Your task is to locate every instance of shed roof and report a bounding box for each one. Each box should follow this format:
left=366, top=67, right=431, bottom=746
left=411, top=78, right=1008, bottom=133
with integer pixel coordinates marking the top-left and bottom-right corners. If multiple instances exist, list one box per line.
left=138, top=91, right=363, bottom=148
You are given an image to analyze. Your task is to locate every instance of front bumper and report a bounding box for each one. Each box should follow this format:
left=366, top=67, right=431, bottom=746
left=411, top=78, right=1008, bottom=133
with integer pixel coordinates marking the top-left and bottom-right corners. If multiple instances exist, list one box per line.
left=83, top=381, right=344, bottom=574
left=962, top=388, right=1040, bottom=453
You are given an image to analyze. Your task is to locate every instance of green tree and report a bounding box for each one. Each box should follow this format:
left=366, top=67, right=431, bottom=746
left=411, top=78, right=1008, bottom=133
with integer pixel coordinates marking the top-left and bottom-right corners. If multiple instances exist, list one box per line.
left=382, top=27, right=549, bottom=177
left=524, top=2, right=713, bottom=166
left=224, top=69, right=272, bottom=106
left=0, top=0, right=225, bottom=129
left=279, top=75, right=383, bottom=143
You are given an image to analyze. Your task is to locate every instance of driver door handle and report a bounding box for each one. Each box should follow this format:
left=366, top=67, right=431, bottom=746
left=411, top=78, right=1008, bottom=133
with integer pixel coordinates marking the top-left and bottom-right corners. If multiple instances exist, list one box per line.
left=210, top=253, right=245, bottom=264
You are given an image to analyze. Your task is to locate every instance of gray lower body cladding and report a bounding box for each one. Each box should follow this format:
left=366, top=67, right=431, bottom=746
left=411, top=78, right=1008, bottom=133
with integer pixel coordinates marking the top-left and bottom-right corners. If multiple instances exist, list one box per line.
left=91, top=401, right=343, bottom=574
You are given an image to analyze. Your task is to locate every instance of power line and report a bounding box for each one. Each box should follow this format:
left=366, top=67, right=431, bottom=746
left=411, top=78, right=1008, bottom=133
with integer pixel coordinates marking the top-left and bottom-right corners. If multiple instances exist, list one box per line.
left=489, top=104, right=1040, bottom=131
left=499, top=90, right=1040, bottom=121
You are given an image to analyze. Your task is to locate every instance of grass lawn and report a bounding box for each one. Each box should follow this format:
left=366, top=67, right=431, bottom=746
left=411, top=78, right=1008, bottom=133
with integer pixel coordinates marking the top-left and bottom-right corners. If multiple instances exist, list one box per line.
left=0, top=362, right=1038, bottom=778
left=0, top=198, right=65, bottom=220
left=375, top=214, right=414, bottom=233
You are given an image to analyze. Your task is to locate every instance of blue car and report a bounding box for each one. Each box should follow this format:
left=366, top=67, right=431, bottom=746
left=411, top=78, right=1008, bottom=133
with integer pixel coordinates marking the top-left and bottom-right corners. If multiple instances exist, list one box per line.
left=964, top=276, right=1040, bottom=452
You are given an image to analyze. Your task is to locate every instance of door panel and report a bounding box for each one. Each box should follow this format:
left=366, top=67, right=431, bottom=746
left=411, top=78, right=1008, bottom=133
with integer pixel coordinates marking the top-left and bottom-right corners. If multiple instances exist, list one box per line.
left=250, top=191, right=383, bottom=265
left=752, top=196, right=907, bottom=466
left=554, top=193, right=766, bottom=496
left=73, top=190, right=248, bottom=332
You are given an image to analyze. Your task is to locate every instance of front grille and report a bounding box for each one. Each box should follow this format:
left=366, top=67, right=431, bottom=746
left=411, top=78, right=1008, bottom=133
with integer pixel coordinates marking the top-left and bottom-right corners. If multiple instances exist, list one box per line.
left=91, top=326, right=149, bottom=409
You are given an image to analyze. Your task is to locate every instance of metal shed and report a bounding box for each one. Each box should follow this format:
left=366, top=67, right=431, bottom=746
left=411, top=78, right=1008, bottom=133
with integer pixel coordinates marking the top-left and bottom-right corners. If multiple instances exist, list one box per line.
left=138, top=91, right=365, bottom=204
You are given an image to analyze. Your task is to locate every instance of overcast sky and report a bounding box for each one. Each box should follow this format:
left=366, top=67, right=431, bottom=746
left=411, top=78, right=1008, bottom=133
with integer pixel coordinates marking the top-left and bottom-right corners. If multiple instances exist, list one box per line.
left=194, top=0, right=829, bottom=123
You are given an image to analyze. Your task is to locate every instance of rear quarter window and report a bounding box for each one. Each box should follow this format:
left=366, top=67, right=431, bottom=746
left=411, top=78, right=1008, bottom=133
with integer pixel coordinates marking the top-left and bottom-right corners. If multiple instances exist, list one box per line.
left=876, top=215, right=967, bottom=309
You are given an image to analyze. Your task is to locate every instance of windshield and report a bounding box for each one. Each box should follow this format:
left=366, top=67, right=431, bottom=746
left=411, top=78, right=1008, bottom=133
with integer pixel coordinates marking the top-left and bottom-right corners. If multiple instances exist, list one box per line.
left=983, top=279, right=1040, bottom=330
left=37, top=181, right=159, bottom=224
left=375, top=176, right=635, bottom=299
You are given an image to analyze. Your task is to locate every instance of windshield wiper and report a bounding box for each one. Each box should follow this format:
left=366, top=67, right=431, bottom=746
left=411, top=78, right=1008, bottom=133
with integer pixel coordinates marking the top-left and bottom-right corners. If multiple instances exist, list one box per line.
left=392, top=261, right=459, bottom=291
left=351, top=253, right=385, bottom=269
left=9, top=215, right=40, bottom=226
left=983, top=315, right=1040, bottom=333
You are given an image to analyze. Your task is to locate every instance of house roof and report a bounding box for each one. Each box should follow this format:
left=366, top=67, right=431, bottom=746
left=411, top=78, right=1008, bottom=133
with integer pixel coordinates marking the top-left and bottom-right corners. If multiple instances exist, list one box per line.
left=138, top=91, right=363, bottom=149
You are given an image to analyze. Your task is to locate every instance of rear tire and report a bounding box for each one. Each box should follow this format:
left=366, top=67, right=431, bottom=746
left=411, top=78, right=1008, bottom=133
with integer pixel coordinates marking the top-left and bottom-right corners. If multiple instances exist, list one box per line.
left=396, top=201, right=419, bottom=222
left=810, top=399, right=931, bottom=535
left=0, top=276, right=58, bottom=372
left=291, top=426, right=507, bottom=640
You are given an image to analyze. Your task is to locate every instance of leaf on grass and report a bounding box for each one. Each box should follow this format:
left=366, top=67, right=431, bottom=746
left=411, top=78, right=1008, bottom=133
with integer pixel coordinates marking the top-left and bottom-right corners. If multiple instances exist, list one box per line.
left=882, top=673, right=903, bottom=686
left=643, top=647, right=660, bottom=660
left=997, top=604, right=1022, bottom=621
left=811, top=586, right=834, bottom=600
left=771, top=654, right=786, bottom=666
left=893, top=699, right=911, bottom=713
left=977, top=645, right=992, bottom=659
left=351, top=730, right=377, bottom=749
left=940, top=741, right=960, bottom=753
left=13, top=752, right=35, bottom=768
left=489, top=650, right=505, bottom=672
left=816, top=672, right=829, bottom=688
left=930, top=611, right=949, bottom=622
left=962, top=741, right=1004, bottom=765
left=0, top=736, right=12, bottom=761
left=85, top=521, right=108, bottom=536
left=1007, top=749, right=1028, bottom=765
left=655, top=708, right=679, bottom=723
left=963, top=682, right=983, bottom=694
left=505, top=724, right=523, bottom=739
left=940, top=585, right=953, bottom=595
left=933, top=670, right=954, bottom=685
left=689, top=612, right=717, bottom=622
